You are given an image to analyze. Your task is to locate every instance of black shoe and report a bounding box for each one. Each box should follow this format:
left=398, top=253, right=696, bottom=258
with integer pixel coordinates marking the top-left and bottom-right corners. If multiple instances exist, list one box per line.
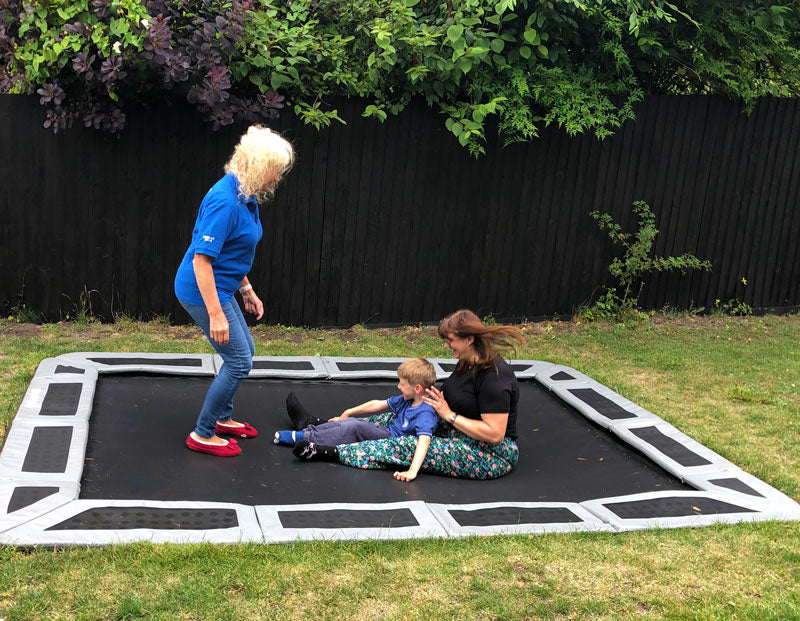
left=286, top=392, right=312, bottom=430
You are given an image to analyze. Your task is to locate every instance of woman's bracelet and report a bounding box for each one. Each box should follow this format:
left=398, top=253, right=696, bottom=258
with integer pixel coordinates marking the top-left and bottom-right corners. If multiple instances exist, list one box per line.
left=449, top=412, right=459, bottom=424
left=239, top=284, right=253, bottom=294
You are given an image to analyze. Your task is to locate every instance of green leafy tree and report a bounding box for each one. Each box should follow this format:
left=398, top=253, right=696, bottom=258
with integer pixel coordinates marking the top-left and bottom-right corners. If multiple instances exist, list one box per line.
left=2, top=0, right=798, bottom=154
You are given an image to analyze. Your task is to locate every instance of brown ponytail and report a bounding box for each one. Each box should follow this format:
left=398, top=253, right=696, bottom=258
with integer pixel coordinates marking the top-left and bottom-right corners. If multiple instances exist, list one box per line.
left=437, top=309, right=526, bottom=370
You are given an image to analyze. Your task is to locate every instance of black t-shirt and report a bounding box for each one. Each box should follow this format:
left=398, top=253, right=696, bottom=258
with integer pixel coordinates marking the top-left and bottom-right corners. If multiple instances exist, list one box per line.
left=441, top=357, right=520, bottom=440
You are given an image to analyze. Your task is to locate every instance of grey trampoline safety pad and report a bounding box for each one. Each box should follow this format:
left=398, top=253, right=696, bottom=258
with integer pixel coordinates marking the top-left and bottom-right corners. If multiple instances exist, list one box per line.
left=1, top=353, right=798, bottom=546
left=256, top=502, right=447, bottom=543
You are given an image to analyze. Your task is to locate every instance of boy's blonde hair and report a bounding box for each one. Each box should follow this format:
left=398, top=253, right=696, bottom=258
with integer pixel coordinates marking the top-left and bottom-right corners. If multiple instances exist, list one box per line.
left=397, top=358, right=436, bottom=389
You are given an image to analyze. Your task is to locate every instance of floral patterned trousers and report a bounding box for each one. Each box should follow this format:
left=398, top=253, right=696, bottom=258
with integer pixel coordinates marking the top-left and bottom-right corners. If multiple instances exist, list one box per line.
left=336, top=412, right=519, bottom=480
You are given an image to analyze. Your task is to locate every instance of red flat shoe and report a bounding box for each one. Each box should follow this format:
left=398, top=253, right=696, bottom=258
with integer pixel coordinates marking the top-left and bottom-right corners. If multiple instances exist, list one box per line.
left=216, top=421, right=258, bottom=438
left=186, top=434, right=242, bottom=457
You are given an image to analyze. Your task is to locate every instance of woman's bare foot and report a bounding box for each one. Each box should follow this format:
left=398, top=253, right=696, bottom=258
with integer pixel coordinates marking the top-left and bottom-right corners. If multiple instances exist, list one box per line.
left=189, top=431, right=229, bottom=445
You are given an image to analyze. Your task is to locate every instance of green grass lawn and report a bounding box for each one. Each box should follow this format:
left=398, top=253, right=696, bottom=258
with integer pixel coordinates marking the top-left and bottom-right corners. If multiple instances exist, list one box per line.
left=0, top=314, right=798, bottom=620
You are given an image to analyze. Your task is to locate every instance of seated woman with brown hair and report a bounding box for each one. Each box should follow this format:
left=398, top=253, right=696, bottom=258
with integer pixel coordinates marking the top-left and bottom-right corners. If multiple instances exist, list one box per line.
left=295, top=309, right=525, bottom=480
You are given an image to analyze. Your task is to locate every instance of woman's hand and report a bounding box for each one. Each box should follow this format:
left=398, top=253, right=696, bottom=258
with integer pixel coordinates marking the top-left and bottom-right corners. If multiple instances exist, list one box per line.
left=209, top=312, right=229, bottom=345
left=241, top=290, right=264, bottom=320
left=393, top=469, right=418, bottom=482
left=425, top=387, right=509, bottom=444
left=423, top=386, right=454, bottom=421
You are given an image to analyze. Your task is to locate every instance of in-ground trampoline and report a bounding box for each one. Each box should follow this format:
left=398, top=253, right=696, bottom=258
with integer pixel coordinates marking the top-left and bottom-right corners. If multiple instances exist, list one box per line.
left=1, top=353, right=798, bottom=545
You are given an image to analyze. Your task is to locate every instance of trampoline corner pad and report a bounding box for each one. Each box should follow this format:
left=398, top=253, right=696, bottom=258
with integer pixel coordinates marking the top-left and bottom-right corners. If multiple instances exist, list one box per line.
left=0, top=500, right=262, bottom=546
left=683, top=469, right=800, bottom=511
left=0, top=481, right=80, bottom=535
left=580, top=490, right=800, bottom=532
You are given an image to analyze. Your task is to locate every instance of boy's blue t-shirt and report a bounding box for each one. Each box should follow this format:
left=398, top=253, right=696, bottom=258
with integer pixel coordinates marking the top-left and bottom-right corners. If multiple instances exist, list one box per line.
left=386, top=395, right=438, bottom=438
left=174, top=174, right=263, bottom=306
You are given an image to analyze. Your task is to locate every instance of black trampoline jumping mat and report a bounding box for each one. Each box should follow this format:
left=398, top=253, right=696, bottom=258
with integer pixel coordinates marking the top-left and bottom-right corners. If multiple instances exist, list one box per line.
left=1, top=353, right=798, bottom=545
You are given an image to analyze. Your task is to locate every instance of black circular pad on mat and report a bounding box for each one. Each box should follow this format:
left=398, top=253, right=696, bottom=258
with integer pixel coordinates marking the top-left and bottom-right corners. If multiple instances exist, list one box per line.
left=278, top=508, right=418, bottom=529
left=41, top=383, right=82, bottom=416
left=335, top=362, right=405, bottom=371
left=567, top=388, right=636, bottom=420
left=7, top=486, right=60, bottom=513
left=629, top=426, right=712, bottom=467
left=605, top=496, right=755, bottom=519
left=708, top=477, right=764, bottom=498
left=439, top=362, right=532, bottom=373
left=22, top=426, right=72, bottom=473
left=448, top=506, right=584, bottom=527
left=87, top=357, right=203, bottom=367
left=80, top=376, right=690, bottom=505
left=45, top=507, right=238, bottom=530
left=252, top=360, right=315, bottom=370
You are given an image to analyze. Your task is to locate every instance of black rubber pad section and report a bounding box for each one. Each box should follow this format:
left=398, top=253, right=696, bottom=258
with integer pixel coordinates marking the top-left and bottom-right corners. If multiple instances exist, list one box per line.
left=336, top=362, right=402, bottom=371
left=22, top=426, right=72, bottom=472
left=55, top=365, right=85, bottom=374
left=278, top=508, right=418, bottom=529
left=448, top=506, right=584, bottom=526
left=40, top=383, right=82, bottom=416
left=7, top=486, right=60, bottom=513
left=630, top=426, right=712, bottom=466
left=605, top=496, right=755, bottom=519
left=46, top=507, right=239, bottom=530
left=252, top=360, right=315, bottom=370
left=567, top=388, right=637, bottom=420
left=709, top=477, right=765, bottom=498
left=551, top=371, right=575, bottom=380
left=439, top=363, right=532, bottom=373
left=88, top=357, right=202, bottom=367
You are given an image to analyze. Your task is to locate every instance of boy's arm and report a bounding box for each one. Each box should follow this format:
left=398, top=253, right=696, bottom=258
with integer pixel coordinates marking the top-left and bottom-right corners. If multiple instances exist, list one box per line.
left=329, top=399, right=389, bottom=421
left=393, top=435, right=432, bottom=482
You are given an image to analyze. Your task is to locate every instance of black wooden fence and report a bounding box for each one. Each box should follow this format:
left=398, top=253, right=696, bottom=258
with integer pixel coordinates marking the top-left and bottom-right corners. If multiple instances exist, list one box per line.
left=1, top=94, right=798, bottom=326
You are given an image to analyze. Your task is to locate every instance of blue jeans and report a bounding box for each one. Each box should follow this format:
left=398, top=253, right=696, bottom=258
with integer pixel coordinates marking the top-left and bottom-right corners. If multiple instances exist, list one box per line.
left=305, top=419, right=393, bottom=445
left=180, top=299, right=254, bottom=438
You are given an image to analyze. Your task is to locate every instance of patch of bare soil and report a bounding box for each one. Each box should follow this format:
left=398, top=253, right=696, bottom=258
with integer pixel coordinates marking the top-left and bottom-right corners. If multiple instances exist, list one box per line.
left=254, top=325, right=305, bottom=343
left=648, top=313, right=718, bottom=328
left=165, top=325, right=203, bottom=340
left=0, top=323, right=43, bottom=338
left=519, top=320, right=582, bottom=335
left=374, top=325, right=439, bottom=343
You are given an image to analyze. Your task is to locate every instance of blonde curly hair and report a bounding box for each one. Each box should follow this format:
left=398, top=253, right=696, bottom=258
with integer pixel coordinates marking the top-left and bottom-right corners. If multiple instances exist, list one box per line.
left=224, top=125, right=294, bottom=203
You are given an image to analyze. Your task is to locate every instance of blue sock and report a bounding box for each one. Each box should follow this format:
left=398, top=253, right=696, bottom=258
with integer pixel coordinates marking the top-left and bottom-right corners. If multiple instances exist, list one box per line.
left=273, top=429, right=305, bottom=445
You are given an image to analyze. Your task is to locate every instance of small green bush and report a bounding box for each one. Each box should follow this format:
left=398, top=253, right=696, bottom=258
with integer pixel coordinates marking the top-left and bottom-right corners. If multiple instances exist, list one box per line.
left=580, top=200, right=712, bottom=320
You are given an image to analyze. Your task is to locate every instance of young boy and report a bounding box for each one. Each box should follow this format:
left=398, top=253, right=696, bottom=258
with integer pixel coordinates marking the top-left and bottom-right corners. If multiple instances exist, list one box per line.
left=273, top=358, right=438, bottom=482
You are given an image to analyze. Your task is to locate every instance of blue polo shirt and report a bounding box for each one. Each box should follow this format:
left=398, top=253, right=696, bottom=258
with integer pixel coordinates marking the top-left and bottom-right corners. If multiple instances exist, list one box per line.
left=174, top=174, right=263, bottom=306
left=386, top=395, right=438, bottom=438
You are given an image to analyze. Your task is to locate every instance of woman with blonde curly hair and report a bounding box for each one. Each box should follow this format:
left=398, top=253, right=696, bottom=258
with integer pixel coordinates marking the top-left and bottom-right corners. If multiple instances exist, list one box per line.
left=175, top=125, right=294, bottom=457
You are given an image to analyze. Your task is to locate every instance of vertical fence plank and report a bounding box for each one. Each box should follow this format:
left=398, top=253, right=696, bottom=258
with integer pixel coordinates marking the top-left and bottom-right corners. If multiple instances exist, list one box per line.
left=773, top=101, right=800, bottom=306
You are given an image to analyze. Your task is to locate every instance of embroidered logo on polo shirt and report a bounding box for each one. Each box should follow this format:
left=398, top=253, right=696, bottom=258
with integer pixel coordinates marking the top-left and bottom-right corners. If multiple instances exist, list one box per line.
left=202, top=235, right=215, bottom=243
